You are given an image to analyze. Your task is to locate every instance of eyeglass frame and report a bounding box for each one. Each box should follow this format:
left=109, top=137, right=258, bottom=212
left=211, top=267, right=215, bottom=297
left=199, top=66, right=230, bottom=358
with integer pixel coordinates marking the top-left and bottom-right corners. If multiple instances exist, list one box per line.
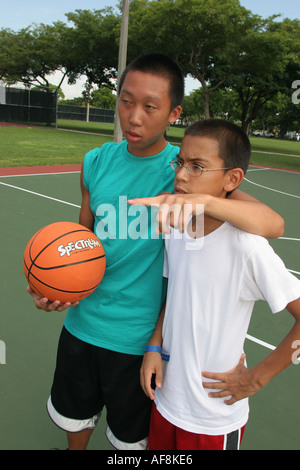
left=169, top=159, right=233, bottom=177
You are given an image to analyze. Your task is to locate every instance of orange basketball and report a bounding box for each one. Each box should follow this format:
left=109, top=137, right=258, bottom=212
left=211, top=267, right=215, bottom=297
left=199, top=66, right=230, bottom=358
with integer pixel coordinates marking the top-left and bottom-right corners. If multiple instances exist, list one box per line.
left=23, top=221, right=106, bottom=303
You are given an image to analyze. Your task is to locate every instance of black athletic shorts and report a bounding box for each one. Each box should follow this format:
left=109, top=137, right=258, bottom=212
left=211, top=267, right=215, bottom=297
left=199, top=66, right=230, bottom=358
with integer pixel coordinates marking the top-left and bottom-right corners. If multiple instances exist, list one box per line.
left=48, top=327, right=152, bottom=449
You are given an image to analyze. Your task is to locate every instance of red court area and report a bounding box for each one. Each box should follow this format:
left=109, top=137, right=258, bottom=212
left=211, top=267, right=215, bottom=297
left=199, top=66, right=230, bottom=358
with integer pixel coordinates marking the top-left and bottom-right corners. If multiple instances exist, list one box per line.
left=0, top=164, right=81, bottom=176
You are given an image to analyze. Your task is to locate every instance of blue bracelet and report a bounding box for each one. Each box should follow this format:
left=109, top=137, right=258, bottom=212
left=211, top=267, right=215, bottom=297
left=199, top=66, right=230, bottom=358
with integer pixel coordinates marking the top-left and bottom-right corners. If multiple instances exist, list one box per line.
left=144, top=345, right=162, bottom=354
left=144, top=345, right=170, bottom=361
left=161, top=353, right=170, bottom=362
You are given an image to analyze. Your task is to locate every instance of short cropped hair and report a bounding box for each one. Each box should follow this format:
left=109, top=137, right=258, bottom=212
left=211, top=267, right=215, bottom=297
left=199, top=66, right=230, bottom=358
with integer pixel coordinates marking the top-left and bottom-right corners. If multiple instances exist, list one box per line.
left=118, top=53, right=185, bottom=111
left=185, top=119, right=251, bottom=174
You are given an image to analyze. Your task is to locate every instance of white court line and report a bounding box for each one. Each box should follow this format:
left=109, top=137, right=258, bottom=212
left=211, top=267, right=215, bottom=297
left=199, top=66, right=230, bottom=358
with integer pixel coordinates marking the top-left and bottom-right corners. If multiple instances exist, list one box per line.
left=0, top=181, right=80, bottom=208
left=245, top=334, right=275, bottom=351
left=1, top=178, right=299, bottom=354
left=251, top=150, right=300, bottom=158
left=244, top=177, right=300, bottom=199
left=247, top=168, right=270, bottom=172
left=247, top=166, right=300, bottom=175
left=289, top=269, right=300, bottom=276
left=246, top=333, right=300, bottom=364
left=279, top=237, right=300, bottom=241
left=0, top=171, right=80, bottom=178
left=263, top=167, right=300, bottom=174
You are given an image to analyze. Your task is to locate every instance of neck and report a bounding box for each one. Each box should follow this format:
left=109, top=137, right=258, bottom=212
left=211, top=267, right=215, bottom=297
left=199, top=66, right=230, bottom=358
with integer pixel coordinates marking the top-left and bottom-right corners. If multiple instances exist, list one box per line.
left=189, top=215, right=224, bottom=238
left=127, top=138, right=167, bottom=158
left=203, top=215, right=224, bottom=236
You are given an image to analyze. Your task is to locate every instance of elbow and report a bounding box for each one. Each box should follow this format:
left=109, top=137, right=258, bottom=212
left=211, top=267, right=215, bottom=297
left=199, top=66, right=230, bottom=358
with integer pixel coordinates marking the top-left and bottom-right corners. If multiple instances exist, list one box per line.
left=270, top=215, right=285, bottom=239
left=278, top=216, right=285, bottom=238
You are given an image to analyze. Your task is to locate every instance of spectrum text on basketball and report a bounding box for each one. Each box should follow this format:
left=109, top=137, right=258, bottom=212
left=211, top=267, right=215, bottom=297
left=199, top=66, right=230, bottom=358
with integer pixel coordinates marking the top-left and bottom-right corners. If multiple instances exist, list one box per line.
left=57, top=238, right=101, bottom=257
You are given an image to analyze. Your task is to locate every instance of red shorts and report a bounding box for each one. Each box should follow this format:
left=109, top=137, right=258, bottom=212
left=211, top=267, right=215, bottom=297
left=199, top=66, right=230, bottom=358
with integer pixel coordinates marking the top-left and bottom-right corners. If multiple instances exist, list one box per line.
left=148, top=403, right=245, bottom=451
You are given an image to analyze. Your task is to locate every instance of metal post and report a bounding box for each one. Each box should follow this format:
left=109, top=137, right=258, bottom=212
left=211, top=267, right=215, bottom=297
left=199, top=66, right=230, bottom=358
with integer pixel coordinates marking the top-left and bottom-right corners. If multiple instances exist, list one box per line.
left=55, top=87, right=58, bottom=129
left=86, top=101, right=90, bottom=123
left=114, top=0, right=129, bottom=143
left=28, top=87, right=30, bottom=123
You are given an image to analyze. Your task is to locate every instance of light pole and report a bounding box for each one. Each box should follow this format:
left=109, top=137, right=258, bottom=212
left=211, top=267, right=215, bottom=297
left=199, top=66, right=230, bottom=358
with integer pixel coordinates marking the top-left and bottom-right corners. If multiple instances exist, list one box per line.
left=114, top=0, right=129, bottom=143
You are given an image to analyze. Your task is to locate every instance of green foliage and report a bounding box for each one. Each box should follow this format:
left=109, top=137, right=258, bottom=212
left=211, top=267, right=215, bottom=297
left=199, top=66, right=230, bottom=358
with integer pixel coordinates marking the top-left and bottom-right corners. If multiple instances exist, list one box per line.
left=0, top=8, right=120, bottom=90
left=0, top=1, right=299, bottom=136
left=127, top=0, right=263, bottom=119
left=0, top=22, right=71, bottom=88
left=227, top=18, right=300, bottom=132
left=89, top=88, right=116, bottom=109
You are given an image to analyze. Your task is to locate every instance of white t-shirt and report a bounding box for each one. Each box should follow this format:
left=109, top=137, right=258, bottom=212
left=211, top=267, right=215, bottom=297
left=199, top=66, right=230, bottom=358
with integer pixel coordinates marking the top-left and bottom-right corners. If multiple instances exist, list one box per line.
left=156, top=222, right=300, bottom=436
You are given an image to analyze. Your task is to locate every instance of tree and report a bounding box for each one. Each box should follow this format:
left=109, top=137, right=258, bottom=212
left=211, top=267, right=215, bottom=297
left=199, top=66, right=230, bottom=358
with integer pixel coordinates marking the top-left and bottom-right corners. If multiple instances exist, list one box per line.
left=63, top=8, right=120, bottom=88
left=90, top=88, right=116, bottom=109
left=253, top=92, right=300, bottom=138
left=228, top=18, right=300, bottom=133
left=32, top=84, right=65, bottom=101
left=127, top=0, right=262, bottom=118
left=181, top=87, right=240, bottom=123
left=0, top=8, right=120, bottom=93
left=0, top=22, right=70, bottom=89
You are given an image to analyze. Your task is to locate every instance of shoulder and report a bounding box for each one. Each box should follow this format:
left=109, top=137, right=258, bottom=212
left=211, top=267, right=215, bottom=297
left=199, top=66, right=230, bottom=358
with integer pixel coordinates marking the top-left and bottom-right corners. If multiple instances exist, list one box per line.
left=226, top=223, right=267, bottom=244
left=83, top=141, right=124, bottom=191
left=223, top=223, right=271, bottom=257
left=168, top=143, right=180, bottom=157
left=229, top=226, right=285, bottom=276
left=83, top=141, right=124, bottom=171
left=84, top=141, right=120, bottom=163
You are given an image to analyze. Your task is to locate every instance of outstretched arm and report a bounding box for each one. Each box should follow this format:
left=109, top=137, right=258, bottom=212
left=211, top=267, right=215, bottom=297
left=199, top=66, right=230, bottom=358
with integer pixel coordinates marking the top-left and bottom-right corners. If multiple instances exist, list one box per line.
left=226, top=189, right=284, bottom=238
left=128, top=190, right=284, bottom=239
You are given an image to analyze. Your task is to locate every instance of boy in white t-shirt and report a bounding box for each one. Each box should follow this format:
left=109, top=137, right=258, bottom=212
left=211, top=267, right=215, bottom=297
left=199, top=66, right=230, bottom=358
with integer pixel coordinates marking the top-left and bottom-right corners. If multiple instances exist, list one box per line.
left=129, top=119, right=300, bottom=450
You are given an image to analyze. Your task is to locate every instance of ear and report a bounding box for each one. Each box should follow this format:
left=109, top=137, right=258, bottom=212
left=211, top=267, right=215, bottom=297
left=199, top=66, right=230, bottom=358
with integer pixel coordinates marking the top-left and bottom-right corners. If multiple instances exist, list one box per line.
left=224, top=168, right=244, bottom=193
left=168, top=105, right=182, bottom=124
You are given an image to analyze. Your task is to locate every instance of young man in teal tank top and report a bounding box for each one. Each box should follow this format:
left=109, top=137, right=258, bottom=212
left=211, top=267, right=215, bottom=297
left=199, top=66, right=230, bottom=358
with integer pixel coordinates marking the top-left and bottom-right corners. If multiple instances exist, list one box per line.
left=28, top=53, right=284, bottom=450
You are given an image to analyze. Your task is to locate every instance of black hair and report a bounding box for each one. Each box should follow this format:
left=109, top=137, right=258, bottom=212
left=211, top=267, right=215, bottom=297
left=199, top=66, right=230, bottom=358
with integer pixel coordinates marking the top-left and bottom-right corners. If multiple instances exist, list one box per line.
left=118, top=53, right=185, bottom=111
left=185, top=119, right=251, bottom=175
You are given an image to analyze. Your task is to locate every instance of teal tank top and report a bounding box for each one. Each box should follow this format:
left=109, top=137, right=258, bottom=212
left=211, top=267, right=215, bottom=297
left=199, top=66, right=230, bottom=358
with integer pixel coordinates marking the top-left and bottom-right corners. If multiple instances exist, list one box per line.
left=64, top=140, right=179, bottom=354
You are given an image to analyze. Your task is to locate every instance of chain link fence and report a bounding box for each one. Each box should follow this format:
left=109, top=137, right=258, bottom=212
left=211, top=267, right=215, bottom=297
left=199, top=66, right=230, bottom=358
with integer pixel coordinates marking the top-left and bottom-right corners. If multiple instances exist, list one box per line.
left=0, top=86, right=56, bottom=124
left=57, top=104, right=114, bottom=123
left=0, top=86, right=115, bottom=125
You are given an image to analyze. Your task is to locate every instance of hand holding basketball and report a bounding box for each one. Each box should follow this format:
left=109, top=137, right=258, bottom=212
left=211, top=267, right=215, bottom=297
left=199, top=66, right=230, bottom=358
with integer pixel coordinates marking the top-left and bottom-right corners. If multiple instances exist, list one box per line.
left=24, top=221, right=106, bottom=306
left=26, top=285, right=79, bottom=312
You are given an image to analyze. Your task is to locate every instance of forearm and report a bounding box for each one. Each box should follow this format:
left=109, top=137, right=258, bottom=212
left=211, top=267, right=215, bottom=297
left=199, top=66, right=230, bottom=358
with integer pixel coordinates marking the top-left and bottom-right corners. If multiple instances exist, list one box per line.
left=250, top=319, right=300, bottom=390
left=140, top=302, right=166, bottom=399
left=205, top=190, right=285, bottom=239
left=147, top=302, right=166, bottom=347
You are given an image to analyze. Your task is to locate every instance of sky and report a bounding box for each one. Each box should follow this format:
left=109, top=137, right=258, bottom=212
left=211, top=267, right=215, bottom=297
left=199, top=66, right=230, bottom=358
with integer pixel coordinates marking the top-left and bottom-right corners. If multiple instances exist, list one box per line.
left=1, top=0, right=299, bottom=98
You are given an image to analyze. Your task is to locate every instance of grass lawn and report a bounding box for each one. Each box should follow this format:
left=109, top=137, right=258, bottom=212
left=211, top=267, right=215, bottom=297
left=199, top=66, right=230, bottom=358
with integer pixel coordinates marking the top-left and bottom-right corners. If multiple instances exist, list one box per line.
left=0, top=120, right=299, bottom=170
left=166, top=125, right=300, bottom=171
left=249, top=151, right=300, bottom=171
left=0, top=125, right=113, bottom=167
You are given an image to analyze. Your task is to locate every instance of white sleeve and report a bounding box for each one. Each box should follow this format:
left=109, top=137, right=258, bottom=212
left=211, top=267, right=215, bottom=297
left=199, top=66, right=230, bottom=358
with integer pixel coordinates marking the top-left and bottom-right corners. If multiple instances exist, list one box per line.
left=241, top=238, right=300, bottom=313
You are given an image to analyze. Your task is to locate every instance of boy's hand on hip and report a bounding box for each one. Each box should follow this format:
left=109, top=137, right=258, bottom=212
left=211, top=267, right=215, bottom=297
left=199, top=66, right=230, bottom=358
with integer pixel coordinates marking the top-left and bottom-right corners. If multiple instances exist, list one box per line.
left=202, top=354, right=260, bottom=405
